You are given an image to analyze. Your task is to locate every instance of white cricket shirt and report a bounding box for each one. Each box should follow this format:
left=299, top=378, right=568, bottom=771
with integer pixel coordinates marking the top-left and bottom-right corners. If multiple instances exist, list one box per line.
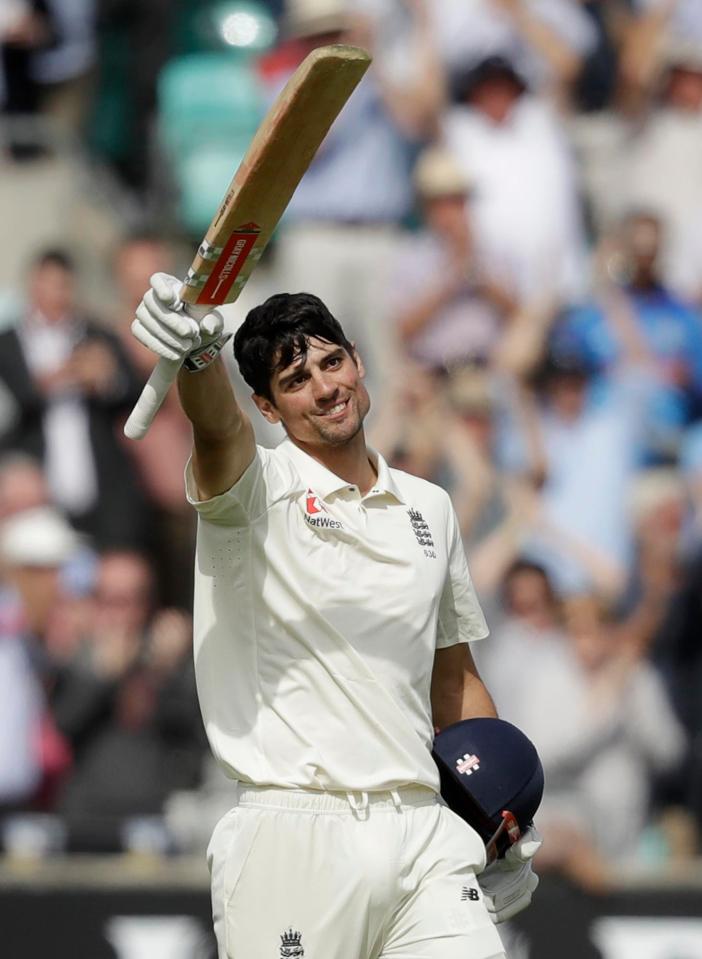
left=186, top=438, right=488, bottom=792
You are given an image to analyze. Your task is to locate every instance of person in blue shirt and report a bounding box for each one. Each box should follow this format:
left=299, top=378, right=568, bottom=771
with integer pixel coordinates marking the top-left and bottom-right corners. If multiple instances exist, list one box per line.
left=555, top=211, right=702, bottom=464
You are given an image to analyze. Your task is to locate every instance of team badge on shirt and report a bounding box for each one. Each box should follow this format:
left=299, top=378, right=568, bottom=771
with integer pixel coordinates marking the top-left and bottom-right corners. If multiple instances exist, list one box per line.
left=407, top=508, right=436, bottom=557
left=306, top=489, right=326, bottom=514
left=304, top=489, right=343, bottom=530
left=280, top=928, right=304, bottom=958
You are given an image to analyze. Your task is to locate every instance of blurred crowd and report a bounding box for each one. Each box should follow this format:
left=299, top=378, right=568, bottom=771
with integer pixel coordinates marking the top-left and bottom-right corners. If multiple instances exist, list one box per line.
left=1, top=0, right=702, bottom=883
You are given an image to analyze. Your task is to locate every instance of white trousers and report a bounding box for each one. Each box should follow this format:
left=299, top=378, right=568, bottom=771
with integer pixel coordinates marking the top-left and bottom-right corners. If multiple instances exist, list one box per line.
left=207, top=785, right=506, bottom=959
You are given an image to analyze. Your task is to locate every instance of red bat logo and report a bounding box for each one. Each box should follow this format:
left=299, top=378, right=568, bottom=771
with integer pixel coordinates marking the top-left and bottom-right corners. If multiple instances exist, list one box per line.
left=306, top=489, right=325, bottom=515
left=197, top=223, right=261, bottom=305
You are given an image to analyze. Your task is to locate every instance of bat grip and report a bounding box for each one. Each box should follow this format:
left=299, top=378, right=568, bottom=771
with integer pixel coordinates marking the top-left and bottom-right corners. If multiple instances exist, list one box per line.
left=123, top=356, right=183, bottom=440
left=124, top=299, right=210, bottom=441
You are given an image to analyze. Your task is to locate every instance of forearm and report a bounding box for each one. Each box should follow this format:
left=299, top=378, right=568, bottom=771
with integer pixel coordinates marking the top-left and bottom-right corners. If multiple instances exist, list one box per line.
left=396, top=283, right=455, bottom=340
left=469, top=511, right=528, bottom=597
left=440, top=423, right=494, bottom=537
left=374, top=3, right=445, bottom=138
left=177, top=357, right=255, bottom=500
left=434, top=674, right=496, bottom=729
left=620, top=0, right=676, bottom=98
left=511, top=7, right=582, bottom=84
left=177, top=357, right=242, bottom=439
left=461, top=668, right=498, bottom=721
left=431, top=644, right=498, bottom=731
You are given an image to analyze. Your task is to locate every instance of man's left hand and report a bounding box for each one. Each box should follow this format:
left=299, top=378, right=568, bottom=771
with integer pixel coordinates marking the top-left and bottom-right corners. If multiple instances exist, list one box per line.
left=478, top=826, right=542, bottom=923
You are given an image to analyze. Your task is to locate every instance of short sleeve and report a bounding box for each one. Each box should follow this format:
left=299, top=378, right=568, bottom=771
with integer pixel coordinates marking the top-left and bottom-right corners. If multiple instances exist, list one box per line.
left=184, top=445, right=295, bottom=527
left=436, top=498, right=489, bottom=648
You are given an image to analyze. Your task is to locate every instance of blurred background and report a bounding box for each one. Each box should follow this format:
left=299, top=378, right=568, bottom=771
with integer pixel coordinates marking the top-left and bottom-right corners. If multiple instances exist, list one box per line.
left=1, top=0, right=702, bottom=956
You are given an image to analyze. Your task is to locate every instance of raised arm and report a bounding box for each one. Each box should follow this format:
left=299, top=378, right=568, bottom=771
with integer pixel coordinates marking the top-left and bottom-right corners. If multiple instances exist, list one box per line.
left=177, top=358, right=256, bottom=500
left=509, top=2, right=580, bottom=80
left=357, top=0, right=446, bottom=139
left=132, top=272, right=256, bottom=500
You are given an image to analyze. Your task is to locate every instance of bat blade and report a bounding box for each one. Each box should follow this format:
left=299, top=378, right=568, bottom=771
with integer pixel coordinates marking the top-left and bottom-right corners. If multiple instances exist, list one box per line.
left=124, top=44, right=371, bottom=441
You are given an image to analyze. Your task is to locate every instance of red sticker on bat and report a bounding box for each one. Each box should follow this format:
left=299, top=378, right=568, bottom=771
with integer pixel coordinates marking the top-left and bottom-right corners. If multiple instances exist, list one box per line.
left=197, top=223, right=261, bottom=305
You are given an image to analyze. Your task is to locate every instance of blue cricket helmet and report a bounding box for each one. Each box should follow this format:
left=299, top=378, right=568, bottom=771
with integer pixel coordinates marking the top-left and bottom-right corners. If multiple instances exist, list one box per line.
left=432, top=718, right=544, bottom=859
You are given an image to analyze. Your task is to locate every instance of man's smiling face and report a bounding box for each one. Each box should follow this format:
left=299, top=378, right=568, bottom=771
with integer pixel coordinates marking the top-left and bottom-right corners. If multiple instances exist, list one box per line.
left=254, top=337, right=370, bottom=448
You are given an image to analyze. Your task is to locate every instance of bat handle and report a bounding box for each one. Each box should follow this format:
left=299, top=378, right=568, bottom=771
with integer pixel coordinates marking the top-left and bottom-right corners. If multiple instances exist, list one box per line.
left=123, top=356, right=183, bottom=440
left=124, top=299, right=210, bottom=441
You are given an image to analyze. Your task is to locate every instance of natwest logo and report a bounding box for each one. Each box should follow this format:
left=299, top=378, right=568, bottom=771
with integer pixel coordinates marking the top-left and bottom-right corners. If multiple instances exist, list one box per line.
left=306, top=489, right=326, bottom=515
left=303, top=489, right=344, bottom=530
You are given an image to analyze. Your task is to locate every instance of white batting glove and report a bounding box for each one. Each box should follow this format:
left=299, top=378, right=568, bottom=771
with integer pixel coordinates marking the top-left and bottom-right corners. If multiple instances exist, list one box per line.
left=131, top=273, right=229, bottom=370
left=478, top=825, right=542, bottom=924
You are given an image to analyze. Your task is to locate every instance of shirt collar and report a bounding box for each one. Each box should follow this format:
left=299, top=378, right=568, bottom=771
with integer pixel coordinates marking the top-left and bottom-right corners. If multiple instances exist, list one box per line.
left=277, top=438, right=406, bottom=504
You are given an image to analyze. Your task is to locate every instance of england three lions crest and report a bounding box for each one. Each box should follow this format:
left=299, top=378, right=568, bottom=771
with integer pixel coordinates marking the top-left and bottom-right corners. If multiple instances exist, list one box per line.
left=280, top=928, right=304, bottom=958
left=408, top=508, right=436, bottom=557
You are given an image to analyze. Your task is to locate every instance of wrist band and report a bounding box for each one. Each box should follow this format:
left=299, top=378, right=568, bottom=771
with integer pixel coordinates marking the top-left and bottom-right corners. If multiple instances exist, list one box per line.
left=183, top=332, right=233, bottom=372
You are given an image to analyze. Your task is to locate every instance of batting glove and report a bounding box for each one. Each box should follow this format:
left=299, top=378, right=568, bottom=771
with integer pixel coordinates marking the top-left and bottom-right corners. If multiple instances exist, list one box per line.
left=477, top=825, right=542, bottom=924
left=132, top=273, right=230, bottom=371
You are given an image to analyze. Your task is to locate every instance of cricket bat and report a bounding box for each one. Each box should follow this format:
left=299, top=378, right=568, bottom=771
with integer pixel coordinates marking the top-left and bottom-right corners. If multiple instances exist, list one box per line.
left=124, top=44, right=371, bottom=441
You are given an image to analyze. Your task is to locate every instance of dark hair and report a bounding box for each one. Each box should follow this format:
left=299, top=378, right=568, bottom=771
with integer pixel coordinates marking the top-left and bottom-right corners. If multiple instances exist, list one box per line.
left=31, top=248, right=75, bottom=273
left=233, top=292, right=354, bottom=400
left=452, top=55, right=526, bottom=103
left=501, top=559, right=556, bottom=608
left=115, top=227, right=170, bottom=252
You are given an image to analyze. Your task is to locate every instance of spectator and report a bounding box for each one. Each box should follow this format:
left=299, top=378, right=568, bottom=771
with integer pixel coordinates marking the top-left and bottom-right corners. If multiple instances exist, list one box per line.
left=0, top=0, right=53, bottom=159
left=0, top=503, right=80, bottom=644
left=443, top=55, right=587, bottom=302
left=389, top=145, right=516, bottom=371
left=573, top=0, right=628, bottom=113
left=0, top=503, right=80, bottom=809
left=680, top=422, right=702, bottom=553
left=52, top=551, right=204, bottom=851
left=88, top=0, right=172, bottom=190
left=621, top=0, right=702, bottom=105
left=0, top=248, right=149, bottom=550
left=494, top=588, right=686, bottom=871
left=359, top=0, right=596, bottom=102
left=112, top=232, right=195, bottom=607
left=32, top=0, right=96, bottom=143
left=0, top=450, right=48, bottom=517
left=261, top=0, right=444, bottom=398
left=434, top=0, right=597, bottom=101
left=623, top=462, right=702, bottom=835
left=472, top=559, right=566, bottom=707
left=622, top=40, right=702, bottom=298
left=441, top=366, right=518, bottom=553
left=0, top=452, right=95, bottom=665
left=557, top=212, right=702, bottom=463
left=0, top=623, right=44, bottom=810
left=514, top=346, right=652, bottom=597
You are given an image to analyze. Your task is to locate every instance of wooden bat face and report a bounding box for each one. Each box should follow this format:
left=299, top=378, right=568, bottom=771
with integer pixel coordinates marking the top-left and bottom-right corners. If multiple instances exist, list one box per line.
left=124, top=44, right=371, bottom=441
left=180, top=44, right=371, bottom=309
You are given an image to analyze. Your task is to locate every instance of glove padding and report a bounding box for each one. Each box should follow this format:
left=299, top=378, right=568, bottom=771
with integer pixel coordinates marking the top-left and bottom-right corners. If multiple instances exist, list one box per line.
left=131, top=272, right=224, bottom=362
left=478, top=825, right=542, bottom=924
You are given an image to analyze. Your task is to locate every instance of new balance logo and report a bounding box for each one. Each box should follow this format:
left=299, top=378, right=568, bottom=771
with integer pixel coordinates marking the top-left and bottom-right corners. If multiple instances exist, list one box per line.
left=461, top=886, right=479, bottom=902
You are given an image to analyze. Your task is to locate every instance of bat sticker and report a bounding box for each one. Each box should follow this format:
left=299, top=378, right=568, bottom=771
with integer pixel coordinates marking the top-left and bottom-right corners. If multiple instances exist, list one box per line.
left=197, top=223, right=262, bottom=305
